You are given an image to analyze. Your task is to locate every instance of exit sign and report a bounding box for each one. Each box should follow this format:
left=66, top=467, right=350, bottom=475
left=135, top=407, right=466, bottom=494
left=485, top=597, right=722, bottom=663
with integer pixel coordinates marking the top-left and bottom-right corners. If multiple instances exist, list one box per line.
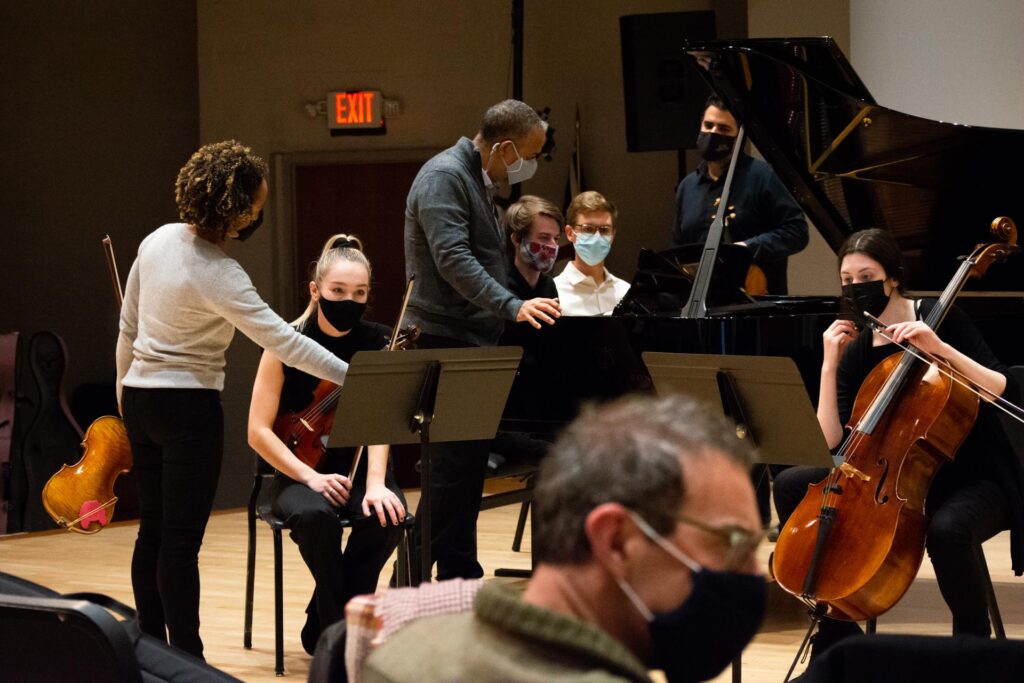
left=328, top=90, right=384, bottom=131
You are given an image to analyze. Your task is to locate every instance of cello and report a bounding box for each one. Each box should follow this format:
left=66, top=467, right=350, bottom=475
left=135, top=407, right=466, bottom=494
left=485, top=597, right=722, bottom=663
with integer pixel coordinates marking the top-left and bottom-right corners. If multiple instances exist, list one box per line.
left=771, top=217, right=1019, bottom=627
left=41, top=236, right=132, bottom=533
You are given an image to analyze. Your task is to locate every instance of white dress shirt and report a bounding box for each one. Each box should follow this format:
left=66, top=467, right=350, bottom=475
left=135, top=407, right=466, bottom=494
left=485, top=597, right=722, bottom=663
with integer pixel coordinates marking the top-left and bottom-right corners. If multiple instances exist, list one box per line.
left=553, top=261, right=630, bottom=316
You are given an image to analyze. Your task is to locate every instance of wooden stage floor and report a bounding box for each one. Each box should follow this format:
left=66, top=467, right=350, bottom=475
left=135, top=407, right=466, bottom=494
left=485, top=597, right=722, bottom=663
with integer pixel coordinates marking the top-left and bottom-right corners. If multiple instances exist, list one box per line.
left=1, top=487, right=1021, bottom=682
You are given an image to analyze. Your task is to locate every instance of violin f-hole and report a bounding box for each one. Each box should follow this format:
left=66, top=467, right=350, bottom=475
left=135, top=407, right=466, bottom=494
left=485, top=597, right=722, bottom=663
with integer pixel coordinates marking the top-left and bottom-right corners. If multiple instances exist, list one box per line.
left=874, top=458, right=890, bottom=504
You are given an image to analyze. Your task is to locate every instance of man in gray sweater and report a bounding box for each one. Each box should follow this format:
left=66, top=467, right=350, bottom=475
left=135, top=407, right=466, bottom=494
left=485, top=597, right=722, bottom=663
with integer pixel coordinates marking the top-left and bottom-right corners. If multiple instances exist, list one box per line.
left=404, top=99, right=560, bottom=580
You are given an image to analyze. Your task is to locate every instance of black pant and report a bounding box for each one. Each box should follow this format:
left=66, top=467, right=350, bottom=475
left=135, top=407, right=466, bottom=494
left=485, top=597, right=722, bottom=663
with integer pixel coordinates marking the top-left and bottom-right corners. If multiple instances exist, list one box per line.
left=411, top=332, right=491, bottom=581
left=269, top=475, right=405, bottom=632
left=752, top=463, right=786, bottom=526
left=773, top=465, right=1010, bottom=637
left=122, top=387, right=223, bottom=659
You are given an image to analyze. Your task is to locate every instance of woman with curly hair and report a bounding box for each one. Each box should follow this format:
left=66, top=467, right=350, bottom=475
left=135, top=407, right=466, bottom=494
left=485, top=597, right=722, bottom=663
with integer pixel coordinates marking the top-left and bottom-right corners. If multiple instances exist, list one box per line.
left=116, top=140, right=349, bottom=658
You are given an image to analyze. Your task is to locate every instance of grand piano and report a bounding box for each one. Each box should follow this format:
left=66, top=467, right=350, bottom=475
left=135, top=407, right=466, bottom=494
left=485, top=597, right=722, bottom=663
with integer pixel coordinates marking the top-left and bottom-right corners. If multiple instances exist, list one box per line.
left=500, top=37, right=1024, bottom=437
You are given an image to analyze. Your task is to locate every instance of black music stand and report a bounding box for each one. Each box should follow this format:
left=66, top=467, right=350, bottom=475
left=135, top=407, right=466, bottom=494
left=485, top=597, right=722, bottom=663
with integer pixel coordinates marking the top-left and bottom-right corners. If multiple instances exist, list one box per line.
left=643, top=352, right=834, bottom=467
left=642, top=352, right=835, bottom=683
left=327, top=347, right=523, bottom=583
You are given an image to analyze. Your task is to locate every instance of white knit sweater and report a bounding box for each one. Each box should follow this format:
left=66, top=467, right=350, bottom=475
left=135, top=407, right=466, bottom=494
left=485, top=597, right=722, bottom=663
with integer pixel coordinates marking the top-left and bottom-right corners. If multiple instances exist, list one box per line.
left=116, top=223, right=347, bottom=400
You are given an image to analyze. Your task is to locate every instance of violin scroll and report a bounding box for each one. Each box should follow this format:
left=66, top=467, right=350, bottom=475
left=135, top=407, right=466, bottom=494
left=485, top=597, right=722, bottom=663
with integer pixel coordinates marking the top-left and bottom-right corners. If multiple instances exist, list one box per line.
left=390, top=325, right=420, bottom=351
left=969, top=216, right=1019, bottom=280
left=991, top=216, right=1016, bottom=242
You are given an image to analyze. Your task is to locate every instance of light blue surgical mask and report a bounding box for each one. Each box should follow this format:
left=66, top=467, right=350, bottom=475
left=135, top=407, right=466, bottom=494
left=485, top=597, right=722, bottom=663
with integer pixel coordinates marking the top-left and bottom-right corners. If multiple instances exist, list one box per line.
left=573, top=231, right=612, bottom=266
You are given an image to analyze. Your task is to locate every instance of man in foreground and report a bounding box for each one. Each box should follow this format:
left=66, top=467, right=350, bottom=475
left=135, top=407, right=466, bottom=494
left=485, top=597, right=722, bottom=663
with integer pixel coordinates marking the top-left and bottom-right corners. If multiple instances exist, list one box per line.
left=363, top=394, right=767, bottom=682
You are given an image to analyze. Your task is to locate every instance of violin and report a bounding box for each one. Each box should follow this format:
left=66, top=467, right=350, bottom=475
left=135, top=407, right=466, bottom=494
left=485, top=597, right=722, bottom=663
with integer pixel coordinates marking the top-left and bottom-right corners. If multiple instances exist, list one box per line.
left=42, top=416, right=131, bottom=533
left=40, top=236, right=133, bottom=533
left=771, top=217, right=1019, bottom=622
left=273, top=325, right=419, bottom=471
left=717, top=197, right=768, bottom=296
left=274, top=277, right=419, bottom=474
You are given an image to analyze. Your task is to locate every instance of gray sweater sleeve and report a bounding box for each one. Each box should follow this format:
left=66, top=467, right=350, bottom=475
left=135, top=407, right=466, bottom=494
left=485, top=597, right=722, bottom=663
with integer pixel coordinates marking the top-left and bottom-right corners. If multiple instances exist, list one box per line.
left=115, top=256, right=141, bottom=403
left=202, top=260, right=349, bottom=384
left=417, top=171, right=522, bottom=321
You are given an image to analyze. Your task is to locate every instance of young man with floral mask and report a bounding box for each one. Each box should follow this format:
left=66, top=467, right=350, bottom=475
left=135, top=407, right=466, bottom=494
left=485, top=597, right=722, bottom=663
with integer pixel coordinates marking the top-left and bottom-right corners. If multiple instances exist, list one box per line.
left=554, top=190, right=631, bottom=316
left=362, top=394, right=766, bottom=683
left=404, top=99, right=560, bottom=582
left=504, top=194, right=563, bottom=300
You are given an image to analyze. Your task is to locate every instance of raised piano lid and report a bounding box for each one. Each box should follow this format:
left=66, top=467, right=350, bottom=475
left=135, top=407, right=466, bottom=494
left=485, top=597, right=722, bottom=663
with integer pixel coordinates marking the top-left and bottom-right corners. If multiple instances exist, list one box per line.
left=683, top=37, right=1024, bottom=294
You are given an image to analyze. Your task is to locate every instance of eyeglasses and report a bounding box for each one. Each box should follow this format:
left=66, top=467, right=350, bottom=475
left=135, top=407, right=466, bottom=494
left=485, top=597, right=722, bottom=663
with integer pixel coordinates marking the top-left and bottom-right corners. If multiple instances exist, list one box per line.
left=672, top=511, right=765, bottom=571
left=572, top=223, right=614, bottom=237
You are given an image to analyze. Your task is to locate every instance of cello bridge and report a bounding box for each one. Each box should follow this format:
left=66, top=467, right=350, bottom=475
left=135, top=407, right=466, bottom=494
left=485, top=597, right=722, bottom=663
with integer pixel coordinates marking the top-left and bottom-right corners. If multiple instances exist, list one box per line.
left=839, top=462, right=871, bottom=482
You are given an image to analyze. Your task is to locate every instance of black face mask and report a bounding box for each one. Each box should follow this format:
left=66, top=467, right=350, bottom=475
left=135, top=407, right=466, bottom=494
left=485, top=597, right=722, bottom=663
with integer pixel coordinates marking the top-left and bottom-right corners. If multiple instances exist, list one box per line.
left=233, top=210, right=263, bottom=241
left=621, top=512, right=767, bottom=683
left=841, top=279, right=891, bottom=327
left=696, top=131, right=737, bottom=162
left=318, top=297, right=366, bottom=332
left=649, top=568, right=767, bottom=683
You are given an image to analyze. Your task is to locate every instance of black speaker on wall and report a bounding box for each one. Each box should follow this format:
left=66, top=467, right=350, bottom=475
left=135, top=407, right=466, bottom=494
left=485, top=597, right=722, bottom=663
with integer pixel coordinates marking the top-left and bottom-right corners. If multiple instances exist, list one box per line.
left=620, top=11, right=717, bottom=152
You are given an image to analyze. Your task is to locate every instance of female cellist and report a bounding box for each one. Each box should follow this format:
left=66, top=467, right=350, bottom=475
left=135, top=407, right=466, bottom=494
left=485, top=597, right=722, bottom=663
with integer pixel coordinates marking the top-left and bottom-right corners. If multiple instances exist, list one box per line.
left=248, top=234, right=406, bottom=654
left=773, top=228, right=1023, bottom=656
left=116, top=141, right=349, bottom=659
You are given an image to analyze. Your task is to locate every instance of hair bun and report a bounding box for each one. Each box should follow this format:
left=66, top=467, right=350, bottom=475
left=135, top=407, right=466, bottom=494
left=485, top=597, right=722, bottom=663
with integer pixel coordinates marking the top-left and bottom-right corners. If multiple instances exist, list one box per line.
left=331, top=237, right=359, bottom=251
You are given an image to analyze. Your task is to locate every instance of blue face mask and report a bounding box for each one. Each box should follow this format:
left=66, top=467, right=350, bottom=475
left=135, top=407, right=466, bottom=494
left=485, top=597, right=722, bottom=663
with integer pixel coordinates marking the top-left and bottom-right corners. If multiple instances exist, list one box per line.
left=573, top=232, right=612, bottom=266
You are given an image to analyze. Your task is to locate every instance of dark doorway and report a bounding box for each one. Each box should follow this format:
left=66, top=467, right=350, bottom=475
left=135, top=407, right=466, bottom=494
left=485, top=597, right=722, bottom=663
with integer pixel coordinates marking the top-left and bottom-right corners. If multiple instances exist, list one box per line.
left=293, top=160, right=424, bottom=325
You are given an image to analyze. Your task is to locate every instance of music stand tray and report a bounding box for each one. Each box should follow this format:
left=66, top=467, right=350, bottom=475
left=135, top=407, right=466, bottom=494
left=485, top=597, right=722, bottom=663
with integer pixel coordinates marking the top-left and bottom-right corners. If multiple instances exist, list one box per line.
left=642, top=352, right=834, bottom=468
left=327, top=346, right=523, bottom=582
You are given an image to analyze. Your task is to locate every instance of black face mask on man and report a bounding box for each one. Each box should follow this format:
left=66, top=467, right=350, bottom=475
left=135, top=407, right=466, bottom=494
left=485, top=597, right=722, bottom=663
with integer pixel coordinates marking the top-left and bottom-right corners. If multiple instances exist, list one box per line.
left=618, top=512, right=766, bottom=683
left=233, top=210, right=264, bottom=241
left=841, top=279, right=891, bottom=327
left=696, top=132, right=737, bottom=162
left=318, top=297, right=366, bottom=332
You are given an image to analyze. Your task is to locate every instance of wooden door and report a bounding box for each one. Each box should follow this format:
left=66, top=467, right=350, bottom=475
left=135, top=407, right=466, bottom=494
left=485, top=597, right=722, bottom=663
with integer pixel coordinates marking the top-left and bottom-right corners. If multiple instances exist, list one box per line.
left=293, top=161, right=424, bottom=325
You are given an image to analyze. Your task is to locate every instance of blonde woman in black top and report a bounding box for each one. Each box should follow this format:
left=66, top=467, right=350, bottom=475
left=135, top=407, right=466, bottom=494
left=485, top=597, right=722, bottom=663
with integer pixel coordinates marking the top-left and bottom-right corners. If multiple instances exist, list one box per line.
left=248, top=234, right=406, bottom=653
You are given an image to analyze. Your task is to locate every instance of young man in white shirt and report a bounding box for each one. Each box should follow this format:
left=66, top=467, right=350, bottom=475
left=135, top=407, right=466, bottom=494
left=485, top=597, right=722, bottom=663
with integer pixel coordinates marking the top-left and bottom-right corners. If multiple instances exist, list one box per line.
left=554, top=191, right=630, bottom=315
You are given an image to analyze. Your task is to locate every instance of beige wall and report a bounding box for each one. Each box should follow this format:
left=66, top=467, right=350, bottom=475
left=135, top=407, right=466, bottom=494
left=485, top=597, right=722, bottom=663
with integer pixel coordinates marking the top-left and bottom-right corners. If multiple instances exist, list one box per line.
left=0, top=4, right=198, bottom=419
left=851, top=0, right=1024, bottom=130
left=196, top=1, right=751, bottom=292
left=197, top=0, right=749, bottom=503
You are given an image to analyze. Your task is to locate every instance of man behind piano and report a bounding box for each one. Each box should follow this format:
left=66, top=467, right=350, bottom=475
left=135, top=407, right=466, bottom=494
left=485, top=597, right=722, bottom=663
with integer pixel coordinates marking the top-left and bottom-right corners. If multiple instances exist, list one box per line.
left=671, top=94, right=809, bottom=295
left=554, top=191, right=631, bottom=315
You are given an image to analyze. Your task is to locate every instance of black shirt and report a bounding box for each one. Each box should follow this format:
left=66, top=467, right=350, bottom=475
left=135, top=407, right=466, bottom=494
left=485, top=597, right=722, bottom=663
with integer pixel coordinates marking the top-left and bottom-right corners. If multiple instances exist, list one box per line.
left=278, top=318, right=391, bottom=477
left=507, top=264, right=557, bottom=300
left=672, top=154, right=808, bottom=294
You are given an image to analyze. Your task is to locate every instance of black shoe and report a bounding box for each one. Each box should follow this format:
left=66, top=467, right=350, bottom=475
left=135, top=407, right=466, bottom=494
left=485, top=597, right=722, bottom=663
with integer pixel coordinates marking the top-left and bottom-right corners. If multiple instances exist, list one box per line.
left=301, top=602, right=321, bottom=655
left=809, top=618, right=862, bottom=661
left=301, top=617, right=320, bottom=656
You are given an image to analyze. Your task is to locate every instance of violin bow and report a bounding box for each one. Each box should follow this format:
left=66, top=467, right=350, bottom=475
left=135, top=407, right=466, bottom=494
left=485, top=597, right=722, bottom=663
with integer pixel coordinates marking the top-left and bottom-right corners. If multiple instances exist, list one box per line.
left=862, top=312, right=1024, bottom=427
left=347, top=276, right=416, bottom=480
left=102, top=235, right=124, bottom=308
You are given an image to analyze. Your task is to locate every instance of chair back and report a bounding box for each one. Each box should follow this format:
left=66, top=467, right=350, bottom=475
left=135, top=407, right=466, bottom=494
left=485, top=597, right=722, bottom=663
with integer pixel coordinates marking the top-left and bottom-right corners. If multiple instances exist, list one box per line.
left=0, top=593, right=142, bottom=682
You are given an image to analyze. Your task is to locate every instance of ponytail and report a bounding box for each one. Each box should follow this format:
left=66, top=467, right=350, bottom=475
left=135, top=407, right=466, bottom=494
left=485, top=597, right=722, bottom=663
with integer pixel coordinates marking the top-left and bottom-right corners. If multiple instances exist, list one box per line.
left=292, top=233, right=372, bottom=327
